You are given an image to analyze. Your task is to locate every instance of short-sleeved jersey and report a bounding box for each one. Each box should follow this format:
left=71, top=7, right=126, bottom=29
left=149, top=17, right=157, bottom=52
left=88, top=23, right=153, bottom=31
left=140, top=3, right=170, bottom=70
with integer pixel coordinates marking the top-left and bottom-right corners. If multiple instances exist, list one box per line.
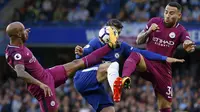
left=5, top=45, right=45, bottom=81
left=144, top=17, right=191, bottom=57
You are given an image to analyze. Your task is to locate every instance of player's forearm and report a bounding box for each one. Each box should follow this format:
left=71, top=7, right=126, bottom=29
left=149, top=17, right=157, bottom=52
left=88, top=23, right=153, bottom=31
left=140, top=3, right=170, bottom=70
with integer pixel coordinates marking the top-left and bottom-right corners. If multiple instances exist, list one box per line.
left=16, top=70, right=42, bottom=85
left=15, top=64, right=42, bottom=86
left=136, top=30, right=151, bottom=44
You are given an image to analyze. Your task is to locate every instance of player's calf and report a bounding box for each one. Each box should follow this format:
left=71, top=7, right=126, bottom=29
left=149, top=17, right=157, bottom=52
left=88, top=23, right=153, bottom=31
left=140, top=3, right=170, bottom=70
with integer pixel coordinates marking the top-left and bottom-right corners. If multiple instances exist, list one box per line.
left=157, top=93, right=172, bottom=112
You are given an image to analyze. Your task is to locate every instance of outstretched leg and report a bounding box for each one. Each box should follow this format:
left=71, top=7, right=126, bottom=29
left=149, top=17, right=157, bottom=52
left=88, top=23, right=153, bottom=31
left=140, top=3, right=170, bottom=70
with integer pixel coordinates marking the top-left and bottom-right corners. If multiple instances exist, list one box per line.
left=112, top=52, right=147, bottom=102
left=63, top=44, right=112, bottom=78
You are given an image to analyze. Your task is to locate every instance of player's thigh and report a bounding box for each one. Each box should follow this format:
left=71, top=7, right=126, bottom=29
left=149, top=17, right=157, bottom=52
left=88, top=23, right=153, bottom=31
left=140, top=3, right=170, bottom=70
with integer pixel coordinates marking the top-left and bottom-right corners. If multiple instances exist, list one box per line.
left=96, top=63, right=111, bottom=82
left=156, top=92, right=172, bottom=109
left=74, top=65, right=100, bottom=92
left=47, top=65, right=67, bottom=88
left=36, top=76, right=59, bottom=112
left=142, top=59, right=173, bottom=102
left=38, top=96, right=59, bottom=112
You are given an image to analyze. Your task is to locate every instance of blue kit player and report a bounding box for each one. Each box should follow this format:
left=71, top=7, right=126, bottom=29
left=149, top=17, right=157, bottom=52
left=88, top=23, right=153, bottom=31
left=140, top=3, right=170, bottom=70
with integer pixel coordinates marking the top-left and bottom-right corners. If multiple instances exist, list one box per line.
left=73, top=19, right=184, bottom=112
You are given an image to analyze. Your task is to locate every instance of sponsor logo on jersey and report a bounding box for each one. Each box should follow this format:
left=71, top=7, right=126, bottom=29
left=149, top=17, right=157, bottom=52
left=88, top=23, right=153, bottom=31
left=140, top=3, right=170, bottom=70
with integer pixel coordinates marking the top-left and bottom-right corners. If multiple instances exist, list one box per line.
left=29, top=55, right=36, bottom=63
left=152, top=37, right=174, bottom=47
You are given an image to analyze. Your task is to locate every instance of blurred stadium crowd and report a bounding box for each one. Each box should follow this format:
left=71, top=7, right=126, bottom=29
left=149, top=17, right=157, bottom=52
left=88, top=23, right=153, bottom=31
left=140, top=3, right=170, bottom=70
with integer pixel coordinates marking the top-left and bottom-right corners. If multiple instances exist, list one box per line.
left=0, top=73, right=200, bottom=112
left=0, top=0, right=200, bottom=112
left=11, top=0, right=200, bottom=25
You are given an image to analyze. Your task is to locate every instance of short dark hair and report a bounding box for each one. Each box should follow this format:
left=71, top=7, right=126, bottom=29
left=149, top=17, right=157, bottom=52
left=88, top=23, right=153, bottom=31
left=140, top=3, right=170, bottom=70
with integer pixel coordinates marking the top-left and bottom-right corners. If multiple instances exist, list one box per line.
left=167, top=2, right=182, bottom=12
left=106, top=19, right=123, bottom=29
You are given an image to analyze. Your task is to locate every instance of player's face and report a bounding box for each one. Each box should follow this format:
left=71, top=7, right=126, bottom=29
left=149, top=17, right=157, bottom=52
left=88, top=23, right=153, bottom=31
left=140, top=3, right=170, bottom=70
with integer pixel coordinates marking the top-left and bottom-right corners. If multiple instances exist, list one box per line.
left=113, top=27, right=122, bottom=35
left=19, top=24, right=29, bottom=43
left=164, top=5, right=181, bottom=27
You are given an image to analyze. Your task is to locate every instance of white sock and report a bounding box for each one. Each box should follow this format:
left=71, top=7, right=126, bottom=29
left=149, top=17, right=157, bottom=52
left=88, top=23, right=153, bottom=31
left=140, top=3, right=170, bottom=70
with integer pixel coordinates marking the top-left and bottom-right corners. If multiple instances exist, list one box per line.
left=107, top=62, right=119, bottom=93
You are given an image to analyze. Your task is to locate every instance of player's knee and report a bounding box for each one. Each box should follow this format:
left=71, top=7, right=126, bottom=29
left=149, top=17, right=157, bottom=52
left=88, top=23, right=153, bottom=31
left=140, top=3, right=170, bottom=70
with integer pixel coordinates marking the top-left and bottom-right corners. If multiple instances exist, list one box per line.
left=157, top=94, right=172, bottom=109
left=97, top=63, right=111, bottom=82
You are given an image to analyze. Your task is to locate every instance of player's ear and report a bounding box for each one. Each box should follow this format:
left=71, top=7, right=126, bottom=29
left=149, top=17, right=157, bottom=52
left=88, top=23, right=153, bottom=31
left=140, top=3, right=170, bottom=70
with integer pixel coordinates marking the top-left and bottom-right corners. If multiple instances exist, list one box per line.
left=178, top=11, right=182, bottom=20
left=17, top=32, right=22, bottom=38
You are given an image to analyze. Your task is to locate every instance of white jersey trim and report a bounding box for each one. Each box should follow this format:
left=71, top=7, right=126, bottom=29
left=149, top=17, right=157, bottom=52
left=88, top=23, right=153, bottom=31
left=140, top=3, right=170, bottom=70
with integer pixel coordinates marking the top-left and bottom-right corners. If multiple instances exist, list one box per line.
left=82, top=67, right=98, bottom=72
left=8, top=45, right=20, bottom=48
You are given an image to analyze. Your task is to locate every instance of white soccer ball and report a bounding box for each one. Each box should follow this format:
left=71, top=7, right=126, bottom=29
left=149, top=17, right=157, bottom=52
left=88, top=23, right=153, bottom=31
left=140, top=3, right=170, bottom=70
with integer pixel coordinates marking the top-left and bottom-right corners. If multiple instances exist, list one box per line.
left=98, top=26, right=118, bottom=44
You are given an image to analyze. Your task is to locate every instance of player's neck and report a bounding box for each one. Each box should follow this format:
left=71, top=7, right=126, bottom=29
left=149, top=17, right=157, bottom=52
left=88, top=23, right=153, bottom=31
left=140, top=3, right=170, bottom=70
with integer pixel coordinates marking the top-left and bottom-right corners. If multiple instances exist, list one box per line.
left=164, top=22, right=177, bottom=28
left=10, top=38, right=24, bottom=47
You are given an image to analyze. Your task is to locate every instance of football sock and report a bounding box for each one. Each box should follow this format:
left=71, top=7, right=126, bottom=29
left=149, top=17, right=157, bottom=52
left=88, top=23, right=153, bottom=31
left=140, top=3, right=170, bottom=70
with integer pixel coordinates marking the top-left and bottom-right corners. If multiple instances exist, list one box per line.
left=122, top=52, right=141, bottom=77
left=107, top=62, right=119, bottom=93
left=82, top=45, right=111, bottom=67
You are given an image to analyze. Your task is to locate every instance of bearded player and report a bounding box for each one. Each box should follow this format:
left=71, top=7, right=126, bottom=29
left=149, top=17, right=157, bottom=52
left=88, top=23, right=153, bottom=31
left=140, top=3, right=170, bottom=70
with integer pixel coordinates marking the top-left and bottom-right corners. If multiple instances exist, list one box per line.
left=4, top=22, right=118, bottom=112
left=74, top=19, right=185, bottom=112
left=113, top=2, right=195, bottom=112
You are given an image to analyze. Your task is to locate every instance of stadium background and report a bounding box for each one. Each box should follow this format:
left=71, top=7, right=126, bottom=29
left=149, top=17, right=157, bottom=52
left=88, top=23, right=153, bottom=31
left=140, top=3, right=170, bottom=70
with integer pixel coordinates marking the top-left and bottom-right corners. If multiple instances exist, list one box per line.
left=0, top=0, right=200, bottom=112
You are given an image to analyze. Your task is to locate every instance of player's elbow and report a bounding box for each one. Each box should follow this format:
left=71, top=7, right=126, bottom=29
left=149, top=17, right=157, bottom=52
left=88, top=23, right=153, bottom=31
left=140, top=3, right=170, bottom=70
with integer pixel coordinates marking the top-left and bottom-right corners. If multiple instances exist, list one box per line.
left=136, top=36, right=143, bottom=45
left=15, top=69, right=25, bottom=78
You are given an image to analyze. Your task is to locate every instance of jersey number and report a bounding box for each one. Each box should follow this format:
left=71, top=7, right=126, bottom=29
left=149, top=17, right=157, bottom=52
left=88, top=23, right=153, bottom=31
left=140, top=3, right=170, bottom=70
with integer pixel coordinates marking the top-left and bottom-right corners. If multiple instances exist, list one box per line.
left=166, top=86, right=173, bottom=98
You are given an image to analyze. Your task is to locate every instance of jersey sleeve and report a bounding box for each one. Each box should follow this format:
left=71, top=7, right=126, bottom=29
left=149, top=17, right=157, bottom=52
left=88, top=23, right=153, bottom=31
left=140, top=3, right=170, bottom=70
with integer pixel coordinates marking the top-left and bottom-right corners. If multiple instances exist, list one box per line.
left=180, top=29, right=192, bottom=43
left=131, top=48, right=167, bottom=61
left=11, top=51, right=25, bottom=67
left=144, top=18, right=154, bottom=31
left=75, top=38, right=97, bottom=59
left=121, top=42, right=132, bottom=58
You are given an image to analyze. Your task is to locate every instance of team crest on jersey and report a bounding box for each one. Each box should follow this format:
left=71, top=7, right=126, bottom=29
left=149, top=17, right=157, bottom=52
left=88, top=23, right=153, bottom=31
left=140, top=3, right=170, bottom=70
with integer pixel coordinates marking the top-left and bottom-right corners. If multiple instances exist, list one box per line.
left=14, top=53, right=22, bottom=60
left=169, top=32, right=176, bottom=38
left=115, top=53, right=120, bottom=59
left=50, top=101, right=55, bottom=107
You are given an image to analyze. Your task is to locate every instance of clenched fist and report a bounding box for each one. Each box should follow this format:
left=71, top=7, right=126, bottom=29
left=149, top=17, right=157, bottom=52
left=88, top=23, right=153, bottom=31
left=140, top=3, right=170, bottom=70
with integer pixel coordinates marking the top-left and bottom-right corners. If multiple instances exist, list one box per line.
left=75, top=45, right=83, bottom=56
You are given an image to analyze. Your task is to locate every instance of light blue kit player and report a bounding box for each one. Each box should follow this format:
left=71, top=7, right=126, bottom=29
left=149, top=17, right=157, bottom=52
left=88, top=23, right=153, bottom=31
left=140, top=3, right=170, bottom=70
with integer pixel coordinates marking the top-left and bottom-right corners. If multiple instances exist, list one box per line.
left=73, top=19, right=181, bottom=112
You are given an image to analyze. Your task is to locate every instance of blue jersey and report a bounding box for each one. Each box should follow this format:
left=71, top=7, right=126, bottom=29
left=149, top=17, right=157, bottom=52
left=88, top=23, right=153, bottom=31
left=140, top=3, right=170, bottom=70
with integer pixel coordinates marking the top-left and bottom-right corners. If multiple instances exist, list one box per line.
left=74, top=37, right=167, bottom=111
left=76, top=37, right=167, bottom=62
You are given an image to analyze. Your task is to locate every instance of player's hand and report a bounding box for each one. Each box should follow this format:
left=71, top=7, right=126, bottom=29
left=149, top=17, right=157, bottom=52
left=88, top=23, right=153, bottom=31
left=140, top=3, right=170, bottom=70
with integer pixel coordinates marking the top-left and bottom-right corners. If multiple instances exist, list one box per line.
left=75, top=45, right=83, bottom=56
left=24, top=28, right=31, bottom=38
left=25, top=28, right=31, bottom=33
left=148, top=23, right=159, bottom=32
left=183, top=40, right=196, bottom=53
left=166, top=57, right=185, bottom=63
left=39, top=83, right=53, bottom=97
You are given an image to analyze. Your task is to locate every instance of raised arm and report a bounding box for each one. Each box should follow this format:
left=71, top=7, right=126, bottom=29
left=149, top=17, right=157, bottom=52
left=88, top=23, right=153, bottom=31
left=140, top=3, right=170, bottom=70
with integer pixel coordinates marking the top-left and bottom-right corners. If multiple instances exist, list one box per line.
left=132, top=48, right=184, bottom=63
left=75, top=38, right=98, bottom=59
left=136, top=23, right=159, bottom=44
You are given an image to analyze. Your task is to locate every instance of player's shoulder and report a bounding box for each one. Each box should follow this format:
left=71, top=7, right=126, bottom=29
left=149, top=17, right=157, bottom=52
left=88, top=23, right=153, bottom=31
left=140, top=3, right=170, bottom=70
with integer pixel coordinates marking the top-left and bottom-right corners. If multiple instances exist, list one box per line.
left=148, top=17, right=163, bottom=23
left=5, top=45, right=25, bottom=57
left=89, top=37, right=101, bottom=44
left=176, top=23, right=187, bottom=31
left=121, top=41, right=130, bottom=46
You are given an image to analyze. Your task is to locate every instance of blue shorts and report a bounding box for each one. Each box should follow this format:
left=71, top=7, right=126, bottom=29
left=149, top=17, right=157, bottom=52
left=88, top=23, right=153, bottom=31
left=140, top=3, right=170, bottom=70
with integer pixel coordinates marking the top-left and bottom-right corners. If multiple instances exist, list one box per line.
left=74, top=65, right=113, bottom=112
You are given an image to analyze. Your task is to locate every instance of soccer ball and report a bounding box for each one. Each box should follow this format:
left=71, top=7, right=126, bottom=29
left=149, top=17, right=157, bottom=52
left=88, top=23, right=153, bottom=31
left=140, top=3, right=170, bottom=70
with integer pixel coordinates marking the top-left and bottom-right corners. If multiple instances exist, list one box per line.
left=99, top=26, right=118, bottom=44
